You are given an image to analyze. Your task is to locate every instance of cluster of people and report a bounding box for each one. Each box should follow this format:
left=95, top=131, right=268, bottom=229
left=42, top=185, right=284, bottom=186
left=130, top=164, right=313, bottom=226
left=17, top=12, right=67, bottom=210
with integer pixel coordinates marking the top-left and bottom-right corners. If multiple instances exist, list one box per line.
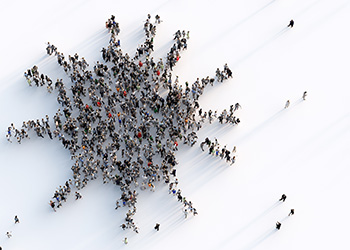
left=8, top=14, right=235, bottom=233
left=6, top=116, right=52, bottom=144
left=196, top=102, right=241, bottom=126
left=105, top=15, right=120, bottom=35
left=200, top=137, right=237, bottom=165
left=24, top=65, right=54, bottom=93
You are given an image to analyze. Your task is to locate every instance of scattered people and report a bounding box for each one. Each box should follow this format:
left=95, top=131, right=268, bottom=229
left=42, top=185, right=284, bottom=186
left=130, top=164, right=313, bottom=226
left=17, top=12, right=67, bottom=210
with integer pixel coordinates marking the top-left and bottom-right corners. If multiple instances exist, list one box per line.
left=279, top=194, right=287, bottom=202
left=8, top=14, right=236, bottom=233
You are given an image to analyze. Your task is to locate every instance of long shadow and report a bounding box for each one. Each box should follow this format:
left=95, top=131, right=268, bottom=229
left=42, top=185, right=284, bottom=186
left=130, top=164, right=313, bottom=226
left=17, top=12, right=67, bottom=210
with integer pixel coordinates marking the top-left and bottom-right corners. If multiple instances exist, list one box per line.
left=241, top=228, right=278, bottom=250
left=221, top=201, right=281, bottom=249
left=235, top=108, right=286, bottom=144
left=232, top=27, right=289, bottom=68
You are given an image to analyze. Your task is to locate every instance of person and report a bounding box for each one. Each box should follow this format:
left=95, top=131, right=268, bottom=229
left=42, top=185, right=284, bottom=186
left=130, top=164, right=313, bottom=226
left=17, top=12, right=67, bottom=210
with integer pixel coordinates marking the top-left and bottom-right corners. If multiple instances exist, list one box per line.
left=183, top=208, right=188, bottom=219
left=302, top=91, right=307, bottom=100
left=279, top=194, right=287, bottom=202
left=123, top=237, right=128, bottom=244
left=284, top=100, right=290, bottom=109
left=6, top=231, right=12, bottom=238
left=49, top=200, right=56, bottom=212
left=288, top=19, right=294, bottom=28
left=276, top=221, right=281, bottom=230
left=11, top=15, right=213, bottom=234
left=288, top=209, right=294, bottom=216
left=75, top=191, right=82, bottom=200
left=14, top=215, right=20, bottom=224
left=115, top=200, right=121, bottom=210
left=154, top=223, right=160, bottom=231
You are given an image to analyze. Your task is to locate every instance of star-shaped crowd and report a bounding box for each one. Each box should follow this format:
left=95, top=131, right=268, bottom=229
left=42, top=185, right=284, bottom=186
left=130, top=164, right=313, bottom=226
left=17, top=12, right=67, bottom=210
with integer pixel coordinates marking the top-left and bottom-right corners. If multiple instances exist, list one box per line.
left=6, top=14, right=240, bottom=234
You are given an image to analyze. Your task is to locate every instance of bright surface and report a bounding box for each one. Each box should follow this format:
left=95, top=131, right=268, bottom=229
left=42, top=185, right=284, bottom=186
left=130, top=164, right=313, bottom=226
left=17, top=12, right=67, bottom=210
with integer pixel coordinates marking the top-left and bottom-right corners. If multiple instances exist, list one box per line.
left=1, top=0, right=350, bottom=249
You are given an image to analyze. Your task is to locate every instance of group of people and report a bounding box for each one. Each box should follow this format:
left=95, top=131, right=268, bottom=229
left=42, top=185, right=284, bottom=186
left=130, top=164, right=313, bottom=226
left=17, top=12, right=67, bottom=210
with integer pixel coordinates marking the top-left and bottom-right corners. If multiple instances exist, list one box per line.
left=200, top=137, right=237, bottom=165
left=7, top=14, right=234, bottom=236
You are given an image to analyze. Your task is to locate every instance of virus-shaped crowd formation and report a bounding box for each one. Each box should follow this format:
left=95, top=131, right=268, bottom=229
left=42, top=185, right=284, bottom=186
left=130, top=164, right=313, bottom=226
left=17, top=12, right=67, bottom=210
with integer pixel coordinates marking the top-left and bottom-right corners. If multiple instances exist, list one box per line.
left=6, top=14, right=240, bottom=233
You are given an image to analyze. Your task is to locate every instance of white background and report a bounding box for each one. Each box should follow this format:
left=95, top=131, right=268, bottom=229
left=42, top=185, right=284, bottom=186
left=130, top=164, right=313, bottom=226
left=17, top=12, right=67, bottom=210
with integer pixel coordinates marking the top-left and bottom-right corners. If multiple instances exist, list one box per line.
left=1, top=0, right=350, bottom=249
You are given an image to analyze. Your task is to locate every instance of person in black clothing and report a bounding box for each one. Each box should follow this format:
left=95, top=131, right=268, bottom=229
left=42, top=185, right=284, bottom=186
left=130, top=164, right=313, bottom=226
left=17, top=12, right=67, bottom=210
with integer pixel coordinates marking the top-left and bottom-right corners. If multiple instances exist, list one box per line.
left=288, top=209, right=294, bottom=216
left=276, top=221, right=281, bottom=230
left=154, top=223, right=160, bottom=231
left=288, top=19, right=294, bottom=28
left=279, top=194, right=287, bottom=202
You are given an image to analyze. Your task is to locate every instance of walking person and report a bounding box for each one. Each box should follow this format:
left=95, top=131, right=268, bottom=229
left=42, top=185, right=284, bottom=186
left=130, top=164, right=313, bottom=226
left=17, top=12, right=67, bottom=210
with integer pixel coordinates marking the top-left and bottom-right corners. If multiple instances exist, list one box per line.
left=279, top=194, right=287, bottom=202
left=14, top=215, right=20, bottom=224
left=288, top=209, right=295, bottom=216
left=288, top=19, right=294, bottom=28
left=302, top=91, right=307, bottom=100
left=276, top=221, right=281, bottom=230
left=6, top=231, right=12, bottom=238
left=49, top=200, right=56, bottom=212
left=154, top=223, right=160, bottom=231
left=123, top=237, right=128, bottom=244
left=284, top=100, right=290, bottom=109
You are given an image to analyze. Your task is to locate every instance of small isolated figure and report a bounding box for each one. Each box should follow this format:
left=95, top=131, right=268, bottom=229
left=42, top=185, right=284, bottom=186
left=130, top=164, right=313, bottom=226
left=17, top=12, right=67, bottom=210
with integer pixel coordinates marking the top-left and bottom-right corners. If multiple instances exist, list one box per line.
left=276, top=221, right=281, bottom=230
left=123, top=237, right=128, bottom=244
left=288, top=19, right=294, bottom=28
left=279, top=194, right=287, bottom=202
left=302, top=91, right=307, bottom=100
left=14, top=215, right=20, bottom=224
left=154, top=223, right=160, bottom=231
left=6, top=231, right=12, bottom=238
left=288, top=209, right=295, bottom=216
left=284, top=100, right=290, bottom=109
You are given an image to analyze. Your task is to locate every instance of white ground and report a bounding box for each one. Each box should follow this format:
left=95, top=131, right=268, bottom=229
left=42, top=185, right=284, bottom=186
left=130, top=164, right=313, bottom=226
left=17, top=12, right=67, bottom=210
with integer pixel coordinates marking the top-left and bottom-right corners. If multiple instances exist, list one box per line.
left=1, top=0, right=350, bottom=249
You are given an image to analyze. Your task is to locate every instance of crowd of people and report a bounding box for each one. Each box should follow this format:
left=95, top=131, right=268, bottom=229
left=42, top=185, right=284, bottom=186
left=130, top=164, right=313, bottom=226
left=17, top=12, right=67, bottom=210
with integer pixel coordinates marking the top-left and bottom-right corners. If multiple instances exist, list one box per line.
left=7, top=14, right=235, bottom=234
left=200, top=137, right=237, bottom=165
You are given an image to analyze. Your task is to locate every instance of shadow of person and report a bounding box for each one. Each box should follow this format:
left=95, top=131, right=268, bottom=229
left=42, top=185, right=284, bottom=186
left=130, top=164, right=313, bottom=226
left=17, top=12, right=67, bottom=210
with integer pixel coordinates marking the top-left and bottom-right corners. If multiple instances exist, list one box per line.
left=221, top=201, right=281, bottom=248
left=241, top=228, right=278, bottom=250
left=232, top=27, right=289, bottom=68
